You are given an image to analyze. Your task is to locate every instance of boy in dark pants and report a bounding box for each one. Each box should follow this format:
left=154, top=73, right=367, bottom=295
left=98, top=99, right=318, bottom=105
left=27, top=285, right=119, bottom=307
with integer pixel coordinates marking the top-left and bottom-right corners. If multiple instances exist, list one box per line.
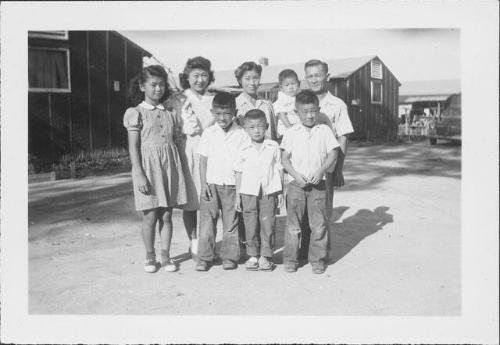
left=196, top=92, right=250, bottom=271
left=280, top=90, right=339, bottom=274
left=234, top=109, right=283, bottom=271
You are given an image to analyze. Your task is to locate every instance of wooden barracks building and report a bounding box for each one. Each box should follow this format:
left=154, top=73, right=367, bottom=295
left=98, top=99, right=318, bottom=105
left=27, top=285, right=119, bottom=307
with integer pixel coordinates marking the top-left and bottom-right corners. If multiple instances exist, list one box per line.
left=213, top=55, right=401, bottom=140
left=28, top=30, right=151, bottom=164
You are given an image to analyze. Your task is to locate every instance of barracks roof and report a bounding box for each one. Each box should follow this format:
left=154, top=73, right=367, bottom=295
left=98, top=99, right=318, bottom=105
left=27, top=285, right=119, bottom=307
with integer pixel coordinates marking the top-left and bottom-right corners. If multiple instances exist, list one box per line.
left=212, top=55, right=381, bottom=87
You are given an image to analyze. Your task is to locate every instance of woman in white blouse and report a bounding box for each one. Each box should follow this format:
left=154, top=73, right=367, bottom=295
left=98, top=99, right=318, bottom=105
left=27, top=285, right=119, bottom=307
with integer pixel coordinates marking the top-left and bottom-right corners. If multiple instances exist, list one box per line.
left=169, top=56, right=216, bottom=258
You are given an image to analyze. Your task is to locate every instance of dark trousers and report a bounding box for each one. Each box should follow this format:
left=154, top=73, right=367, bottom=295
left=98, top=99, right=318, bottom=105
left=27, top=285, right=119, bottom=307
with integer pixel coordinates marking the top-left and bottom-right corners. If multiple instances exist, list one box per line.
left=284, top=181, right=329, bottom=265
left=241, top=192, right=277, bottom=258
left=198, top=184, right=240, bottom=262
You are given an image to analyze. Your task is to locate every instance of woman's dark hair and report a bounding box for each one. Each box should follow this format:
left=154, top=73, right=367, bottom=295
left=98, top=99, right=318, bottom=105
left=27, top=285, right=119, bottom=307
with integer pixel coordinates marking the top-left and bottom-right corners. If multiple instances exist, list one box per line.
left=179, top=56, right=215, bottom=90
left=234, top=61, right=262, bottom=87
left=128, top=65, right=171, bottom=106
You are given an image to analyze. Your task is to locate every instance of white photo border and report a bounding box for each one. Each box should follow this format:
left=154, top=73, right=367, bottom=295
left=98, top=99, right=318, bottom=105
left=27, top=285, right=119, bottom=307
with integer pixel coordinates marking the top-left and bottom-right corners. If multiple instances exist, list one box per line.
left=1, top=1, right=498, bottom=343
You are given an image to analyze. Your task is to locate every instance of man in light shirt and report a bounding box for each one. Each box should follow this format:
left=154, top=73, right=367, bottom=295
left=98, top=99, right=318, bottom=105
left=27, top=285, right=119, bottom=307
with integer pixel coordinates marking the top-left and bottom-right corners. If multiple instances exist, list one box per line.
left=196, top=92, right=250, bottom=272
left=305, top=59, right=354, bottom=214
left=280, top=90, right=340, bottom=274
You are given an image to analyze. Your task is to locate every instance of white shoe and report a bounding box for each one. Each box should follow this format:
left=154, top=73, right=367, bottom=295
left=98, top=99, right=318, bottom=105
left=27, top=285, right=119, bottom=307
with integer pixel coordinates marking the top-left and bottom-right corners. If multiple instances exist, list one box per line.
left=162, top=258, right=178, bottom=272
left=144, top=259, right=158, bottom=273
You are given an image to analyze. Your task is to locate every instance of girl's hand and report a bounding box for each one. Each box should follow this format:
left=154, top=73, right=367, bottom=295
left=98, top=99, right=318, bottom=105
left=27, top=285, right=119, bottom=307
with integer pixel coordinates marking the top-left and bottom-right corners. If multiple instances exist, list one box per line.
left=135, top=173, right=150, bottom=195
left=235, top=194, right=242, bottom=212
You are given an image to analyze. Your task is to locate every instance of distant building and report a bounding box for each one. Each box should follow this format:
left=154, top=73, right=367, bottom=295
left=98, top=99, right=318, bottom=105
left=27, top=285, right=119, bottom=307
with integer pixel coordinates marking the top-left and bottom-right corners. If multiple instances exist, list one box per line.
left=398, top=79, right=461, bottom=123
left=28, top=30, right=151, bottom=164
left=213, top=55, right=401, bottom=140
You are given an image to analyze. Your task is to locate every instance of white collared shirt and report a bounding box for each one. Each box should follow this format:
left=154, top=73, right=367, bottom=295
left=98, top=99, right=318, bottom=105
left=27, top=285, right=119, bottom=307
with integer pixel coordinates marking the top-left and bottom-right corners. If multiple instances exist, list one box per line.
left=280, top=123, right=339, bottom=180
left=233, top=139, right=282, bottom=196
left=273, top=91, right=301, bottom=137
left=139, top=101, right=165, bottom=111
left=235, top=93, right=276, bottom=139
left=198, top=122, right=250, bottom=185
left=319, top=92, right=354, bottom=138
left=181, top=89, right=215, bottom=136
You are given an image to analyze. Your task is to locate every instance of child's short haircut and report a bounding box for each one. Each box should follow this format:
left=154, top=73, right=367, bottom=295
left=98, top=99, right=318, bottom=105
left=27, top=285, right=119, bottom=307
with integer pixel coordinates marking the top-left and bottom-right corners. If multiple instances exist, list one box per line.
left=244, top=109, right=267, bottom=122
left=234, top=61, right=262, bottom=86
left=278, top=69, right=299, bottom=84
left=295, top=90, right=319, bottom=107
left=304, top=59, right=329, bottom=74
left=212, top=91, right=236, bottom=110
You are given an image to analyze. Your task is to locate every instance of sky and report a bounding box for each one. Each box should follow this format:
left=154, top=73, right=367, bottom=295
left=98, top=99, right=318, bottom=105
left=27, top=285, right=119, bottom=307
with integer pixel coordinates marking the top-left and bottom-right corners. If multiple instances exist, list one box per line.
left=120, top=29, right=460, bottom=83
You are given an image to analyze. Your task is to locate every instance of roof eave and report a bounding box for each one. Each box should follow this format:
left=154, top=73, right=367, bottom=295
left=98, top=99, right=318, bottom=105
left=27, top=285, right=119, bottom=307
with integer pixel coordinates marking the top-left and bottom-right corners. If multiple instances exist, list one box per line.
left=112, top=31, right=152, bottom=57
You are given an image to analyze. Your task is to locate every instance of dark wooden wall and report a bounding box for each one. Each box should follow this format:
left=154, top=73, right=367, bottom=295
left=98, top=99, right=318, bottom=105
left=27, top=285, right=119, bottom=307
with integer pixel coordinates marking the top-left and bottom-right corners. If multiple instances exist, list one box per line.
left=28, top=31, right=148, bottom=164
left=329, top=58, right=400, bottom=140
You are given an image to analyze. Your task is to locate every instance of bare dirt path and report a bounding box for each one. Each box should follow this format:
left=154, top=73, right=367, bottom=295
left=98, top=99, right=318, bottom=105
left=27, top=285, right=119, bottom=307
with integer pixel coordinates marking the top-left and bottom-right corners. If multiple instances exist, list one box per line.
left=28, top=140, right=461, bottom=315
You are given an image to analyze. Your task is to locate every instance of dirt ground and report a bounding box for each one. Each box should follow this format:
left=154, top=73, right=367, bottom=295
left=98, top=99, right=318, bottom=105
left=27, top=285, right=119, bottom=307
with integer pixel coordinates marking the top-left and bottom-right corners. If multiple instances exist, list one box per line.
left=28, top=140, right=461, bottom=315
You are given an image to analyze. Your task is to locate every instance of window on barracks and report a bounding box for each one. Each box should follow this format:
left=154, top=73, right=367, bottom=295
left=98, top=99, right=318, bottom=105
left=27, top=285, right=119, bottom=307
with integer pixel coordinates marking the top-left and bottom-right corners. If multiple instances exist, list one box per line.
left=28, top=31, right=69, bottom=40
left=371, top=80, right=382, bottom=104
left=28, top=47, right=71, bottom=92
left=371, top=60, right=383, bottom=79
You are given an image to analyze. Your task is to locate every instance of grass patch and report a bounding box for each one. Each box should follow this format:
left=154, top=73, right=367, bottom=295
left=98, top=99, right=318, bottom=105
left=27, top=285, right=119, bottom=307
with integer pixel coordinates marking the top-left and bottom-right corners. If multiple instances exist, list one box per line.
left=29, top=148, right=131, bottom=179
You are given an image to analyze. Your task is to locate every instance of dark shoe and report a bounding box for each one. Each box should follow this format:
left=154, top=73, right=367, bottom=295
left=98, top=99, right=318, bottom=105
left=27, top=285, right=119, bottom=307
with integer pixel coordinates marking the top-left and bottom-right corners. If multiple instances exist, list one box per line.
left=284, top=262, right=298, bottom=273
left=311, top=262, right=326, bottom=274
left=195, top=260, right=209, bottom=272
left=222, top=260, right=237, bottom=270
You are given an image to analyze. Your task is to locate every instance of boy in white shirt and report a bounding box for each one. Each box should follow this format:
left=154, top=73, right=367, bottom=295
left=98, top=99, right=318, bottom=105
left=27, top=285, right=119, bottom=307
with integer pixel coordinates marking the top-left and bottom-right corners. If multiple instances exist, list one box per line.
left=280, top=90, right=340, bottom=274
left=234, top=109, right=283, bottom=271
left=273, top=69, right=301, bottom=140
left=196, top=92, right=250, bottom=271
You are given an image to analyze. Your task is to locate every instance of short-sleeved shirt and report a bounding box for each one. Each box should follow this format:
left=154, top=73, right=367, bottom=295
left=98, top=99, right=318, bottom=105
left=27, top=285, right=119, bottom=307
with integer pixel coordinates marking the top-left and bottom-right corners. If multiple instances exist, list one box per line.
left=198, top=122, right=250, bottom=186
left=280, top=123, right=339, bottom=180
left=233, top=139, right=282, bottom=196
left=319, top=91, right=354, bottom=138
left=235, top=93, right=277, bottom=140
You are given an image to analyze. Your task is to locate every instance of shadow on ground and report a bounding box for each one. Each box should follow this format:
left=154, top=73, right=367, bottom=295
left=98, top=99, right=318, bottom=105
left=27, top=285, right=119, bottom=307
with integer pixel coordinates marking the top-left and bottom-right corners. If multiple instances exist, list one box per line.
left=28, top=173, right=139, bottom=241
left=192, top=206, right=393, bottom=268
left=344, top=141, right=461, bottom=191
left=327, top=206, right=393, bottom=265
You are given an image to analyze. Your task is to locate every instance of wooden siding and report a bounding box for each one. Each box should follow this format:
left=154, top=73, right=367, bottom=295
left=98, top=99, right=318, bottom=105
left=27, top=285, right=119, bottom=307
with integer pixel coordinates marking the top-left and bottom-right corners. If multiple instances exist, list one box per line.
left=329, top=58, right=400, bottom=140
left=28, top=31, right=147, bottom=163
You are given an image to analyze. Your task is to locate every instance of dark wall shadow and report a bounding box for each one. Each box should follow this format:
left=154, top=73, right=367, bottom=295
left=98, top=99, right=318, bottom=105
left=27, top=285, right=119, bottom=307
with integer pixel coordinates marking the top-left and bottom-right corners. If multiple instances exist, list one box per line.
left=328, top=206, right=393, bottom=265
